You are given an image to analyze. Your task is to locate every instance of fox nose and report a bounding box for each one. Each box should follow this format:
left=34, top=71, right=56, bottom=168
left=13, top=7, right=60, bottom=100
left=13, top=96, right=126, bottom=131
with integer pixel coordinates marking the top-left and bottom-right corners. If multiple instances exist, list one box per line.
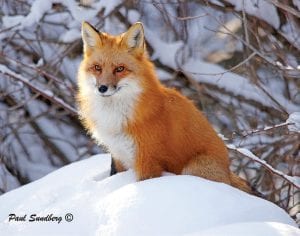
left=98, top=85, right=108, bottom=93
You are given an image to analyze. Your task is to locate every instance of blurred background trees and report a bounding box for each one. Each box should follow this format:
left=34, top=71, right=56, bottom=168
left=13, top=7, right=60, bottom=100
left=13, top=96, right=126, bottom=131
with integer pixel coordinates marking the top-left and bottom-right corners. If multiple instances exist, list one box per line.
left=0, top=0, right=299, bottom=223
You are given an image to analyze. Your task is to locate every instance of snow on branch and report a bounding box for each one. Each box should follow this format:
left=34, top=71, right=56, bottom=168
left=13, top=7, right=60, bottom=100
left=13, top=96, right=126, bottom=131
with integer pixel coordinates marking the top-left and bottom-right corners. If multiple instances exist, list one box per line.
left=286, top=112, right=300, bottom=133
left=227, top=144, right=300, bottom=189
left=0, top=64, right=78, bottom=116
left=238, top=122, right=294, bottom=137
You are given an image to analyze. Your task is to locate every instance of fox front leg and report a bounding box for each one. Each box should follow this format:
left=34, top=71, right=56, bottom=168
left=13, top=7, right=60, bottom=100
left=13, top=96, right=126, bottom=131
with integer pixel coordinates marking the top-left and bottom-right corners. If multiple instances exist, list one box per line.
left=110, top=158, right=127, bottom=176
left=135, top=155, right=163, bottom=181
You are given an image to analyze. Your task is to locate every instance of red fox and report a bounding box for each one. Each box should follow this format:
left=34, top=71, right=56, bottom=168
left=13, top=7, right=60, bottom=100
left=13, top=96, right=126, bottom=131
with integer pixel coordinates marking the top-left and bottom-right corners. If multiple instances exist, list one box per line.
left=77, top=21, right=252, bottom=193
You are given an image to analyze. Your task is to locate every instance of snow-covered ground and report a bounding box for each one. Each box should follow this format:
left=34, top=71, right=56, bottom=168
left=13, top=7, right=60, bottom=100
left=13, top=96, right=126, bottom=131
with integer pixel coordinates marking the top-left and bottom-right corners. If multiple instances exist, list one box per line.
left=0, top=154, right=298, bottom=236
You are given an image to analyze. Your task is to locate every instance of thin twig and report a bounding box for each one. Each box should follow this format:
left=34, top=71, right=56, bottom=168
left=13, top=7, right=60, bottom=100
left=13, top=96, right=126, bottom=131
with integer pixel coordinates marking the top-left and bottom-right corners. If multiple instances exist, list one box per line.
left=152, top=1, right=207, bottom=21
left=239, top=122, right=293, bottom=137
left=179, top=52, right=256, bottom=76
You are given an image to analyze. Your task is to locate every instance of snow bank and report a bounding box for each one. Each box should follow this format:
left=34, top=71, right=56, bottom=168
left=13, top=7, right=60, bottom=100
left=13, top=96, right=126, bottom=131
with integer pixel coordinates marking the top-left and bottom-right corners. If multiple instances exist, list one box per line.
left=0, top=154, right=298, bottom=235
left=191, top=222, right=300, bottom=236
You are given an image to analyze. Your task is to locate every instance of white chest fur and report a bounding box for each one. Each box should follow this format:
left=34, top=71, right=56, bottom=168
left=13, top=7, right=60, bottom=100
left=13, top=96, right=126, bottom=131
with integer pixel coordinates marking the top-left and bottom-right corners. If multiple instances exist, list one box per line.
left=80, top=76, right=142, bottom=169
left=91, top=99, right=136, bottom=169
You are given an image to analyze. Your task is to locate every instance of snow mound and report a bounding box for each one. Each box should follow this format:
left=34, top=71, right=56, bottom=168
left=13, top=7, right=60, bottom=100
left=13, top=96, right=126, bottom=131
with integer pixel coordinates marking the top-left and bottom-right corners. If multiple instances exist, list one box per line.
left=191, top=222, right=300, bottom=236
left=0, top=154, right=298, bottom=235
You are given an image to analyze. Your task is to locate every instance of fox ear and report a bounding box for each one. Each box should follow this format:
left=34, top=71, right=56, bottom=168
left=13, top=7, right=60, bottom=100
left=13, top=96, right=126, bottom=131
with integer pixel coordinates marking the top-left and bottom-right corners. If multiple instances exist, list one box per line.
left=81, top=22, right=102, bottom=49
left=122, top=22, right=145, bottom=53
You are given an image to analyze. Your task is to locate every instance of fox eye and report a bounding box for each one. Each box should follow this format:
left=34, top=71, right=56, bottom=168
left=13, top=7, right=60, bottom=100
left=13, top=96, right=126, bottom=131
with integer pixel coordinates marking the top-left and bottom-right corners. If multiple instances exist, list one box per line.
left=115, top=66, right=124, bottom=73
left=94, top=64, right=102, bottom=72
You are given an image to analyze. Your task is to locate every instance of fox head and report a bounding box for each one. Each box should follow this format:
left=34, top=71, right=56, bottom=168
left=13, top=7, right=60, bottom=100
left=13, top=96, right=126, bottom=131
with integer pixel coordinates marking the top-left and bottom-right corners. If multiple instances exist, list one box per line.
left=79, top=21, right=151, bottom=98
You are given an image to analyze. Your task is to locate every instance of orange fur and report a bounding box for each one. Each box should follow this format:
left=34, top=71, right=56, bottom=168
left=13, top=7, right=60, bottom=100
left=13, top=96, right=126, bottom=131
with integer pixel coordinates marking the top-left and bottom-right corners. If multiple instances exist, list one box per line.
left=77, top=22, right=252, bottom=194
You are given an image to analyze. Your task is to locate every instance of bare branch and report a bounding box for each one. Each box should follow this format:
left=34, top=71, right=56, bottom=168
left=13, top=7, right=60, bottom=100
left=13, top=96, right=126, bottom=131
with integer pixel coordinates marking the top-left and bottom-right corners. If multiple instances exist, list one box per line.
left=228, top=144, right=300, bottom=189
left=0, top=65, right=78, bottom=116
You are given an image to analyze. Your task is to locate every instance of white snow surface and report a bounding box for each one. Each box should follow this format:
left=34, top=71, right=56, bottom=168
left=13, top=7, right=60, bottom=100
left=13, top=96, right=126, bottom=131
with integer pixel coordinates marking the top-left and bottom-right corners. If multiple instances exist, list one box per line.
left=0, top=154, right=298, bottom=236
left=190, top=222, right=300, bottom=236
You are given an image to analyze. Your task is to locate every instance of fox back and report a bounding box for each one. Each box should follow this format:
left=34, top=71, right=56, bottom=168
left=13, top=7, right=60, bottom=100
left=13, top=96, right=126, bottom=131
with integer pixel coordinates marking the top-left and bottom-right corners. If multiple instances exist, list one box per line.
left=77, top=22, right=252, bottom=194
